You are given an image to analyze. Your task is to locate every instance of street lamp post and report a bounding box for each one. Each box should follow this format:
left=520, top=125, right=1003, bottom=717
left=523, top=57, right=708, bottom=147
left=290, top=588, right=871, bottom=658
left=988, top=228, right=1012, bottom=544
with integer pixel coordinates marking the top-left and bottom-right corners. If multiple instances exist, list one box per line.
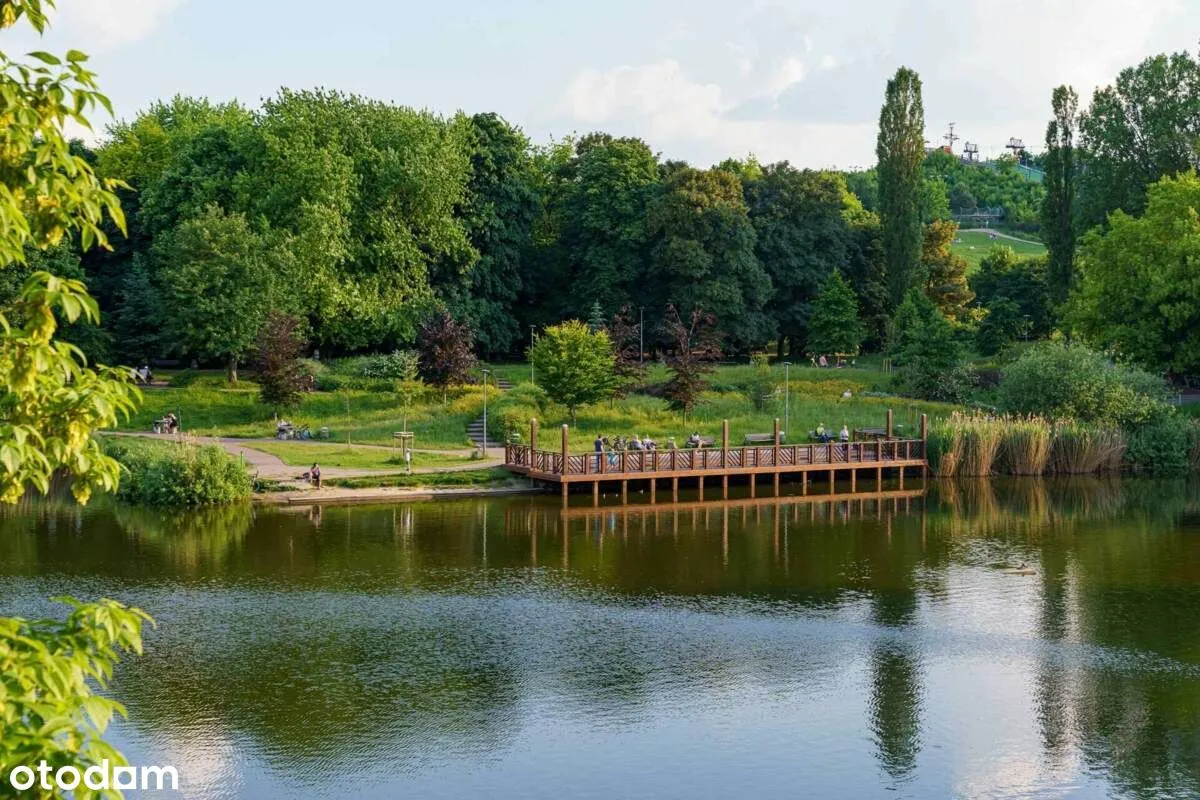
left=639, top=307, right=644, bottom=365
left=529, top=326, right=535, bottom=384
left=783, top=361, right=790, bottom=441
left=482, top=368, right=490, bottom=456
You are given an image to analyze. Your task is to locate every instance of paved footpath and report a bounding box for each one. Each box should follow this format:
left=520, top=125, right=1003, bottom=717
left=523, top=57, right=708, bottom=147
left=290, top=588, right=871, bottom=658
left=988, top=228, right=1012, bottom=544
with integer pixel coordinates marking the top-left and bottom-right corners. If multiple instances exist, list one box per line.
left=107, top=432, right=504, bottom=483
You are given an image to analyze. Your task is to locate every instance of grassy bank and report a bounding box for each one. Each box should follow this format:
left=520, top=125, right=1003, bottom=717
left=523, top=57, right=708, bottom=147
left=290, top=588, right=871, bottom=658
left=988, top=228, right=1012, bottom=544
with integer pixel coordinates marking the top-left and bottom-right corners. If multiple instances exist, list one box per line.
left=125, top=381, right=483, bottom=449
left=326, top=467, right=519, bottom=489
left=240, top=441, right=474, bottom=470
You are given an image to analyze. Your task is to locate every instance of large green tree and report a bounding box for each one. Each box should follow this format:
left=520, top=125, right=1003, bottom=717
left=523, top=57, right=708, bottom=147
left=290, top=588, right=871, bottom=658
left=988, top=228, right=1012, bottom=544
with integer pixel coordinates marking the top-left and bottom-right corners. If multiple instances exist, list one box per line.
left=970, top=247, right=1052, bottom=339
left=561, top=134, right=660, bottom=317
left=649, top=166, right=772, bottom=352
left=745, top=164, right=858, bottom=356
left=876, top=67, right=927, bottom=309
left=807, top=271, right=864, bottom=357
left=1077, top=50, right=1200, bottom=229
left=154, top=206, right=284, bottom=382
left=889, top=290, right=969, bottom=402
left=527, top=320, right=616, bottom=422
left=1041, top=85, right=1079, bottom=305
left=449, top=112, right=539, bottom=357
left=1071, top=172, right=1200, bottom=375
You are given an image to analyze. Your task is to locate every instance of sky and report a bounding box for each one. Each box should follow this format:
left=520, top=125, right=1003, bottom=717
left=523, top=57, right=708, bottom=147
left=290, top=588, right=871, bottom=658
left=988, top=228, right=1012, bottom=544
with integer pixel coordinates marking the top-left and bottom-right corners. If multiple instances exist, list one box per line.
left=12, top=0, right=1200, bottom=169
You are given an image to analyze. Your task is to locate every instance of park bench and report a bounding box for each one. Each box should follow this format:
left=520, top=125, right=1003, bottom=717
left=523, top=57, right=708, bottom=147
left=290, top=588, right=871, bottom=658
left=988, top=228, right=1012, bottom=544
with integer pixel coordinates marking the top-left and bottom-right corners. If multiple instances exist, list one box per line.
left=742, top=433, right=782, bottom=446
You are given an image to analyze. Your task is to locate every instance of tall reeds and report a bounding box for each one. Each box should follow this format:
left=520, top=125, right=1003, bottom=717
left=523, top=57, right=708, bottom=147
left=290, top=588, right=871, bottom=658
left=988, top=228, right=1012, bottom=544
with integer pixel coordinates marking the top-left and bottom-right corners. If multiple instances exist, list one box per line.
left=927, top=413, right=1123, bottom=478
left=997, top=416, right=1051, bottom=476
left=1047, top=422, right=1126, bottom=475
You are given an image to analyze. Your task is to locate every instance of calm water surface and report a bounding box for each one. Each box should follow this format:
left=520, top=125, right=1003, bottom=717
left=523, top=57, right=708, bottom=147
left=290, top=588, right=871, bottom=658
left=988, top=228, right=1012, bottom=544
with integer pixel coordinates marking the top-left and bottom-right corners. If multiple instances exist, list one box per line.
left=1, top=479, right=1198, bottom=799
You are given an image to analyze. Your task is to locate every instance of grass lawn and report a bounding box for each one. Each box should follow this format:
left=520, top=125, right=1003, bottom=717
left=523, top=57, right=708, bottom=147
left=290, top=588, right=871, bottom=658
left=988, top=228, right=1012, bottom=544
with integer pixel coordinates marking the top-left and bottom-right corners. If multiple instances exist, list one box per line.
left=125, top=384, right=484, bottom=449
left=327, top=467, right=519, bottom=489
left=239, top=441, right=474, bottom=470
left=127, top=363, right=956, bottom=456
left=951, top=230, right=1047, bottom=272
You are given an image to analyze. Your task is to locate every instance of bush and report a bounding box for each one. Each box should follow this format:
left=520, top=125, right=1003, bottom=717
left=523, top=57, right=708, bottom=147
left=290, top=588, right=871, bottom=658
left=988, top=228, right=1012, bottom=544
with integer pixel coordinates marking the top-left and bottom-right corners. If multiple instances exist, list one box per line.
left=1124, top=409, right=1191, bottom=476
left=487, top=383, right=550, bottom=443
left=998, top=342, right=1168, bottom=426
left=103, top=437, right=252, bottom=505
left=313, top=373, right=396, bottom=392
left=356, top=350, right=420, bottom=380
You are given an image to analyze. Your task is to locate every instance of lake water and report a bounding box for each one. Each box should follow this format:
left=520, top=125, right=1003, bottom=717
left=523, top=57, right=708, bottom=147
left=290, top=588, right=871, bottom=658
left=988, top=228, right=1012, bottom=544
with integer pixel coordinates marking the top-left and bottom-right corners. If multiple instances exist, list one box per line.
left=1, top=479, right=1198, bottom=799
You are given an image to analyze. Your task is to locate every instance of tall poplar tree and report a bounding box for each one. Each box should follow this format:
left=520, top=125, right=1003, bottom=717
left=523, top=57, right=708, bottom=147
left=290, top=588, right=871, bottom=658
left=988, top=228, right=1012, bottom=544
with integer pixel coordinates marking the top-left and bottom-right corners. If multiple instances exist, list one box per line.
left=1041, top=85, right=1078, bottom=307
left=875, top=67, right=926, bottom=310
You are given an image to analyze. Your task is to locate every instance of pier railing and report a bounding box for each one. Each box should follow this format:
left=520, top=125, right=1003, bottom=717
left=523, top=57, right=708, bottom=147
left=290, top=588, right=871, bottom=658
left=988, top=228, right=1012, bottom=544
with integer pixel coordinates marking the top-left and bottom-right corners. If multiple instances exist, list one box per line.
left=505, top=438, right=925, bottom=477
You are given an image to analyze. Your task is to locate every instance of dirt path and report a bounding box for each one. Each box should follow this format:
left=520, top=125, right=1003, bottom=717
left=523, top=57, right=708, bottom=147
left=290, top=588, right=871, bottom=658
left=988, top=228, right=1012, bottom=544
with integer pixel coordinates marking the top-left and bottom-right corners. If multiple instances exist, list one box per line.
left=107, top=432, right=503, bottom=484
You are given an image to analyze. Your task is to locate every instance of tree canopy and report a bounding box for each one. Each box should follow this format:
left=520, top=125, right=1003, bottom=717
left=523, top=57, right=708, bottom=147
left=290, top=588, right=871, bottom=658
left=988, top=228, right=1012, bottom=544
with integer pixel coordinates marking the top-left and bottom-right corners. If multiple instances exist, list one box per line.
left=527, top=320, right=616, bottom=422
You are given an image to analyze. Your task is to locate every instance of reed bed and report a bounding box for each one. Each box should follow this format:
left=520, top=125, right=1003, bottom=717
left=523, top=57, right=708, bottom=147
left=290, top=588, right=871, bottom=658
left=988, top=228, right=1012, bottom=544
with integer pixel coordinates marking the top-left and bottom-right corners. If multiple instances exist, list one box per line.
left=928, top=413, right=1124, bottom=478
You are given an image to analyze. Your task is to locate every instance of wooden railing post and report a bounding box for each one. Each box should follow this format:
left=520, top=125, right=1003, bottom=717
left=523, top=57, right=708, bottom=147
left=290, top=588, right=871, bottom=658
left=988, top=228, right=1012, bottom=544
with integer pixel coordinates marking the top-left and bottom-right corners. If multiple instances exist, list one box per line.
left=886, top=408, right=894, bottom=438
left=561, top=424, right=569, bottom=475
left=773, top=417, right=780, bottom=467
left=722, top=419, right=729, bottom=468
left=920, top=414, right=928, bottom=455
left=531, top=418, right=538, bottom=452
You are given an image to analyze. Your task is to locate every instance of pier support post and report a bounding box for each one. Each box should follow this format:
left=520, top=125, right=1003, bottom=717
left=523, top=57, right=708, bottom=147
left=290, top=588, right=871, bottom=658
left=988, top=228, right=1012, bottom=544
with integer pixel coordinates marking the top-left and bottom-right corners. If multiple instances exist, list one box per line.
left=650, top=477, right=657, bottom=504
left=672, top=477, right=679, bottom=502
left=561, top=482, right=568, bottom=508
left=774, top=473, right=780, bottom=496
left=722, top=475, right=729, bottom=499
left=920, top=413, right=928, bottom=478
left=899, top=465, right=905, bottom=489
left=750, top=474, right=756, bottom=498
left=802, top=471, right=808, bottom=496
left=698, top=475, right=705, bottom=501
left=851, top=468, right=857, bottom=493
left=829, top=468, right=835, bottom=494
left=621, top=480, right=628, bottom=504
left=592, top=481, right=599, bottom=506
left=876, top=466, right=882, bottom=492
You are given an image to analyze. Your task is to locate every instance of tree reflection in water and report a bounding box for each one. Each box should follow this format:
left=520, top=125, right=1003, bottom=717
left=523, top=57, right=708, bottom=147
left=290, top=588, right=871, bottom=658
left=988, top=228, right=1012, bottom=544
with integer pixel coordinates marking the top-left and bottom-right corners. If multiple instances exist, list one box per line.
left=0, top=478, right=1196, bottom=798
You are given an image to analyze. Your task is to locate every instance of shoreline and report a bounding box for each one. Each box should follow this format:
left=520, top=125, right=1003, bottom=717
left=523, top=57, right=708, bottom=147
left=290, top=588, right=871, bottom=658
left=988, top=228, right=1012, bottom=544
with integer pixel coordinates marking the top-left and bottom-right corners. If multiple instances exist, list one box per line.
left=254, top=483, right=548, bottom=506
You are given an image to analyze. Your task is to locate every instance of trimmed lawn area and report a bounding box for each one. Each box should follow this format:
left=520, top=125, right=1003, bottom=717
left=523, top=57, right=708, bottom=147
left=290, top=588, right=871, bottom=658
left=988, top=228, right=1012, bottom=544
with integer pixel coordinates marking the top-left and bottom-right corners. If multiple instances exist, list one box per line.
left=952, top=230, right=1046, bottom=272
left=125, top=386, right=483, bottom=449
left=240, top=441, right=474, bottom=470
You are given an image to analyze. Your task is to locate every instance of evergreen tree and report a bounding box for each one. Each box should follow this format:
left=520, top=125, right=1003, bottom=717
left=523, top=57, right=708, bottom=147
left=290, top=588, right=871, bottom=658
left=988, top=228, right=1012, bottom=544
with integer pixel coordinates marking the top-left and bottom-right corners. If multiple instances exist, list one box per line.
left=1041, top=85, right=1078, bottom=307
left=876, top=67, right=927, bottom=309
left=889, top=290, right=969, bottom=402
left=921, top=220, right=974, bottom=323
left=807, top=272, right=864, bottom=357
left=587, top=300, right=605, bottom=332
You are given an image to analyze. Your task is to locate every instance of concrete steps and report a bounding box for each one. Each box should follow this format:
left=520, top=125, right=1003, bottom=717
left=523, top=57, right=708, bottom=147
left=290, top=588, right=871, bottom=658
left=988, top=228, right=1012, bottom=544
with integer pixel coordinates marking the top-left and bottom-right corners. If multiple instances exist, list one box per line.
left=466, top=375, right=513, bottom=448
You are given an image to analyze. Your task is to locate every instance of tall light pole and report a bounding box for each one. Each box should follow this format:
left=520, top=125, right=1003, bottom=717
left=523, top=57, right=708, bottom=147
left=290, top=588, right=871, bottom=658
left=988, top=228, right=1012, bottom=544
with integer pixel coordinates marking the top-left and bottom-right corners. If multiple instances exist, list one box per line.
left=783, top=361, right=790, bottom=441
left=529, top=326, right=535, bottom=384
left=639, top=306, right=644, bottom=365
left=481, top=368, right=490, bottom=455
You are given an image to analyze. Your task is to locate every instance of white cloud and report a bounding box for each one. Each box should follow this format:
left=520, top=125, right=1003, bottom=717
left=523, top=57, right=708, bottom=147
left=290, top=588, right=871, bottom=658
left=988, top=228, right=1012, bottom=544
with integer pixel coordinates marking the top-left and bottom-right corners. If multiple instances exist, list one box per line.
left=551, top=0, right=1198, bottom=168
left=54, top=0, right=185, bottom=50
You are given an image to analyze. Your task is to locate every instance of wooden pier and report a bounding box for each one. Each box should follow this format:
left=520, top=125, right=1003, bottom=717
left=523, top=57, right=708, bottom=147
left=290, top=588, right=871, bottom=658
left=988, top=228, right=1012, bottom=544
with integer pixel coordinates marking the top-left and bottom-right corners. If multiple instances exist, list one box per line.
left=503, top=412, right=928, bottom=506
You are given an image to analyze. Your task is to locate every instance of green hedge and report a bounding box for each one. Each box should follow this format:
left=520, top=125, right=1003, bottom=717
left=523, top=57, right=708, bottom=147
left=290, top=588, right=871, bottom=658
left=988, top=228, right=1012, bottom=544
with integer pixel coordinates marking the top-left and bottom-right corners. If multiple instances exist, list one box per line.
left=102, top=437, right=252, bottom=506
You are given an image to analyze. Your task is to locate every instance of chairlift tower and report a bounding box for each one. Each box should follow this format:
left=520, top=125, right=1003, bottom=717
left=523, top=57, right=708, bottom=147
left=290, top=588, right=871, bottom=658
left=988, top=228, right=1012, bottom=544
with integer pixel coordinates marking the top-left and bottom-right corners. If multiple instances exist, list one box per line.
left=943, top=122, right=960, bottom=153
left=962, top=142, right=979, bottom=163
left=1006, top=137, right=1025, bottom=161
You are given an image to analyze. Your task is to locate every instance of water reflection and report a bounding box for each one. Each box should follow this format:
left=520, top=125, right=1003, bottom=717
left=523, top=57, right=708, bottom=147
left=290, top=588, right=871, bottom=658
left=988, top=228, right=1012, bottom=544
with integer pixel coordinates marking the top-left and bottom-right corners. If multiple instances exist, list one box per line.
left=0, top=479, right=1197, bottom=799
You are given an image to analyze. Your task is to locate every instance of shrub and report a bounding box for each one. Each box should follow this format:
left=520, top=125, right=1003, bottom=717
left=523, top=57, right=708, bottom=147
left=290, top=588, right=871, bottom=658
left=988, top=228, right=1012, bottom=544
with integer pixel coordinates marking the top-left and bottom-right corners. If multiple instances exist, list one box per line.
left=998, top=342, right=1168, bottom=426
left=103, top=437, right=252, bottom=505
left=1190, top=420, right=1200, bottom=471
left=889, top=289, right=972, bottom=402
left=1124, top=409, right=1191, bottom=476
left=356, top=350, right=420, bottom=380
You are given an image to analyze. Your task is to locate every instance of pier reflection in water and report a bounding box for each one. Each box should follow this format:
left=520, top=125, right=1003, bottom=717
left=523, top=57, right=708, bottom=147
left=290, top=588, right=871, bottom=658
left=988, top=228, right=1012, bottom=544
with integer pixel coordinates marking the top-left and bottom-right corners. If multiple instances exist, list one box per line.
left=0, top=478, right=1197, bottom=799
